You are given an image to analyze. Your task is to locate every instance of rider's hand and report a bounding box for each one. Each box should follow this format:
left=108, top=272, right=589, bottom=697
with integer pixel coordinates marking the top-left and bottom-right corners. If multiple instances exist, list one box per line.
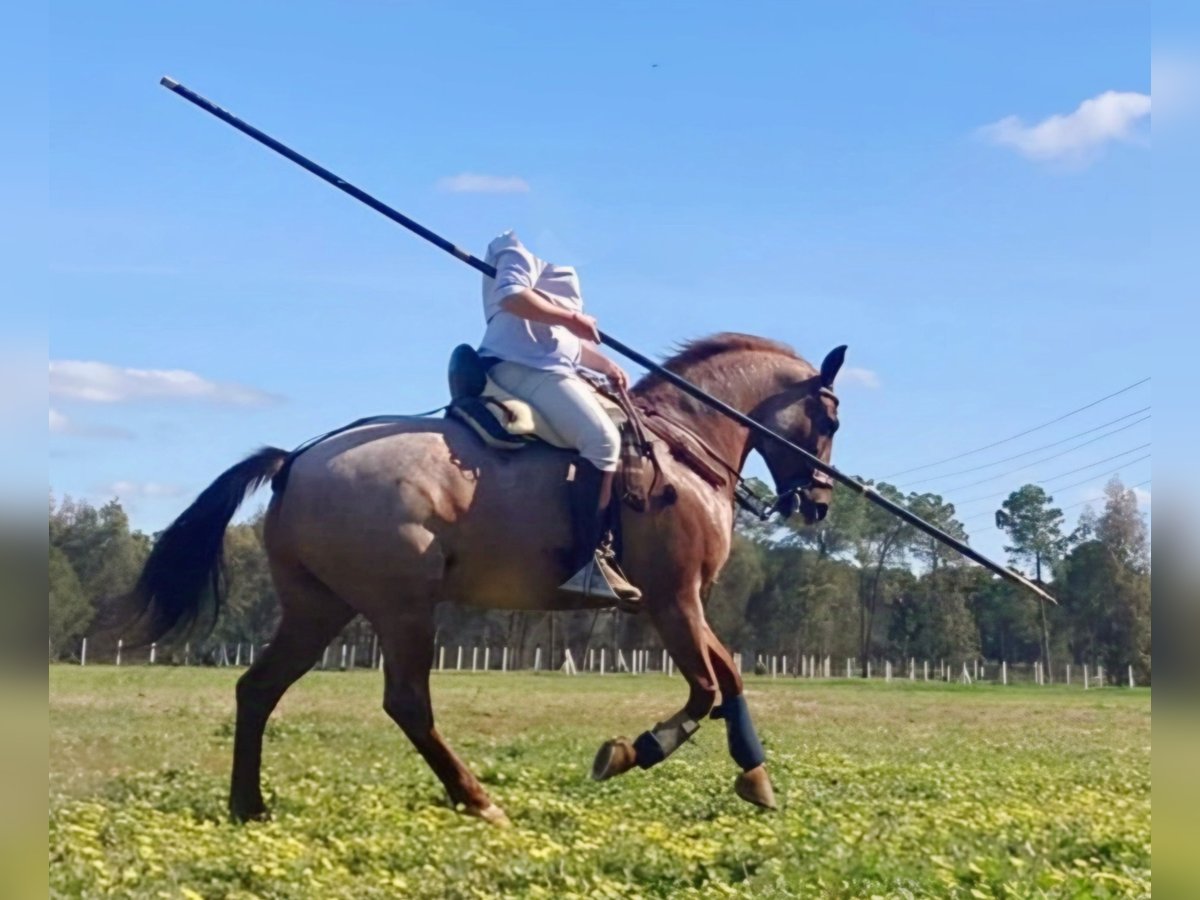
left=564, top=311, right=601, bottom=344
left=606, top=364, right=630, bottom=392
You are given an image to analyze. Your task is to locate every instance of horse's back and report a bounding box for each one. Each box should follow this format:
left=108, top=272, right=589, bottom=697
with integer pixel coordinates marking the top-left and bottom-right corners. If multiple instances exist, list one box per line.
left=265, top=417, right=573, bottom=605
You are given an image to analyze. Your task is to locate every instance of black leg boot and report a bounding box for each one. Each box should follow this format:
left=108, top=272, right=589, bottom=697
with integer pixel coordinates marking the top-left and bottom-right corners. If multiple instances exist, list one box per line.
left=558, top=461, right=642, bottom=611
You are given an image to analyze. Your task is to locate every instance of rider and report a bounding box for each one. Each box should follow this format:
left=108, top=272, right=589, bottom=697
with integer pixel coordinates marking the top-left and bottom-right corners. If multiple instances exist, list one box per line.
left=478, top=230, right=641, bottom=610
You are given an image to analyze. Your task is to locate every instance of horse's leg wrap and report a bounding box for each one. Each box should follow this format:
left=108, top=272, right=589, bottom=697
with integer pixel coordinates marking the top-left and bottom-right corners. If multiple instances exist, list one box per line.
left=632, top=710, right=701, bottom=769
left=710, top=693, right=766, bottom=771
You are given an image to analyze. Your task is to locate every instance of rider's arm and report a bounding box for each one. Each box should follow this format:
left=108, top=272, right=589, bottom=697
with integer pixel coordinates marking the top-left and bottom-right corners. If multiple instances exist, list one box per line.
left=500, top=289, right=595, bottom=337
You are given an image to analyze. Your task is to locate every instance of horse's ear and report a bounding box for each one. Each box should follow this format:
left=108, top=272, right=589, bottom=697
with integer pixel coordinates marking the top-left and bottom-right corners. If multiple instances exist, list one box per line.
left=820, top=345, right=848, bottom=387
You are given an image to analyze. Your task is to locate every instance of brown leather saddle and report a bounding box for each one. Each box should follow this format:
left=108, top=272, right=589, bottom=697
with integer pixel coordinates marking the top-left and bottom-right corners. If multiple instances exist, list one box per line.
left=445, top=345, right=731, bottom=512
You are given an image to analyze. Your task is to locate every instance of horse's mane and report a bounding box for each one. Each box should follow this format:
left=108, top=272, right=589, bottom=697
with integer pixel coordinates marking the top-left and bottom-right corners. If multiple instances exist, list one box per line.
left=662, top=333, right=798, bottom=372
left=635, top=332, right=804, bottom=393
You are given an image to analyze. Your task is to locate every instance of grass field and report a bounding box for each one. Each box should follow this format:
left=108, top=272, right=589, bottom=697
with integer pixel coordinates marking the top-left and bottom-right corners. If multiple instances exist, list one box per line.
left=49, top=666, right=1150, bottom=898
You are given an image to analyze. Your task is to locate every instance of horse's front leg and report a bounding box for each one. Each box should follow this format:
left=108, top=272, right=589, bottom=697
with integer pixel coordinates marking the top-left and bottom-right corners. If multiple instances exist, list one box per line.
left=590, top=589, right=719, bottom=782
left=590, top=595, right=777, bottom=810
left=703, top=627, right=777, bottom=810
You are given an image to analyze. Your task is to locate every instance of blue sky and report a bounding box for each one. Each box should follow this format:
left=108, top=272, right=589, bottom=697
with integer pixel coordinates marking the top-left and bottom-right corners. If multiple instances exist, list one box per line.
left=46, top=1, right=1153, bottom=567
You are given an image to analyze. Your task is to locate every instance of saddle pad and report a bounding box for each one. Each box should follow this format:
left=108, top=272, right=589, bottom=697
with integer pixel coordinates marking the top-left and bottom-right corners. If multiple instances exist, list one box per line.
left=450, top=375, right=629, bottom=453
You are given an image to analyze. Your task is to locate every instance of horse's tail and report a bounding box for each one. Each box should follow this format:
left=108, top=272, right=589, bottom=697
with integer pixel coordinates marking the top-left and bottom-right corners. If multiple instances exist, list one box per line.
left=114, top=447, right=290, bottom=645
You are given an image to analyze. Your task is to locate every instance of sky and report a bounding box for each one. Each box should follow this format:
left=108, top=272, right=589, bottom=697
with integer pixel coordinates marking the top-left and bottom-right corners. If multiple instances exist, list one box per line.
left=44, top=1, right=1155, bottom=569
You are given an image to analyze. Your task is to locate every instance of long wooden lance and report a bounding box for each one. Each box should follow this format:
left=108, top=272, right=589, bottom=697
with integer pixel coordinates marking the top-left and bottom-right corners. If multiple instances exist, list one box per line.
left=158, top=76, right=1055, bottom=605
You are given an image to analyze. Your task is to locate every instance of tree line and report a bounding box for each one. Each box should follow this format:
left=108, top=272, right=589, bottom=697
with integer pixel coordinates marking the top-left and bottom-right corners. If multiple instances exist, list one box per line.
left=48, top=476, right=1150, bottom=681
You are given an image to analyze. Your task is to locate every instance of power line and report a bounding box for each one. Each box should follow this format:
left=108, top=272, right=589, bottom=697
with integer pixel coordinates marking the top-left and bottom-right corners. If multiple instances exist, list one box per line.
left=882, top=376, right=1151, bottom=479
left=1058, top=479, right=1151, bottom=513
left=961, top=463, right=1152, bottom=523
left=900, top=406, right=1151, bottom=487
left=967, top=479, right=1151, bottom=527
left=936, top=418, right=1151, bottom=493
left=955, top=446, right=1151, bottom=508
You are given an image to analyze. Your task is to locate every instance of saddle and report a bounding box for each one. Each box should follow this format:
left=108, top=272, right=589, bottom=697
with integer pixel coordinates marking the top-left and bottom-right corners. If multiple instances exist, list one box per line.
left=445, top=345, right=731, bottom=512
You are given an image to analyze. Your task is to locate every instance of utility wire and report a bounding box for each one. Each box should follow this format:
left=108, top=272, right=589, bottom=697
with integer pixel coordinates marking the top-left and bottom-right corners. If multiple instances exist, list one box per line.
left=900, top=406, right=1151, bottom=487
left=1058, top=479, right=1151, bottom=513
left=937, top=418, right=1151, bottom=493
left=950, top=448, right=1147, bottom=511
left=968, top=479, right=1151, bottom=527
left=882, top=376, right=1151, bottom=479
left=961, top=464, right=1152, bottom=523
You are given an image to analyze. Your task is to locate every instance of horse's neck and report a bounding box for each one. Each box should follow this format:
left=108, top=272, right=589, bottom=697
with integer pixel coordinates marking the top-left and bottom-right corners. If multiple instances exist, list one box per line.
left=638, top=352, right=793, bottom=473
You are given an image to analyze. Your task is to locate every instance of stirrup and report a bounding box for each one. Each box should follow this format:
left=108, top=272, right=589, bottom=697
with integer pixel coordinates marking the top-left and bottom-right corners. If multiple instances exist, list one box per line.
left=559, top=557, right=622, bottom=602
left=558, top=554, right=642, bottom=612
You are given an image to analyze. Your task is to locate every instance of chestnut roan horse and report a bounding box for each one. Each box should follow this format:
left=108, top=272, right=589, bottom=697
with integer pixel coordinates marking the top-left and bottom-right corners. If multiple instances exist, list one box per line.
left=120, top=333, right=845, bottom=824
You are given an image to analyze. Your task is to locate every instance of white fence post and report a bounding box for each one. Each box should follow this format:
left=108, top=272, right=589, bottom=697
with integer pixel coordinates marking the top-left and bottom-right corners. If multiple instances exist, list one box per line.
left=349, top=645, right=357, bottom=670
left=661, top=649, right=668, bottom=674
left=846, top=658, right=851, bottom=679
left=1066, top=663, right=1071, bottom=685
left=561, top=649, right=578, bottom=675
left=235, top=643, right=242, bottom=667
left=501, top=647, right=508, bottom=672
left=339, top=644, right=347, bottom=671
left=484, top=647, right=491, bottom=671
left=80, top=638, right=87, bottom=667
left=1097, top=665, right=1104, bottom=686
left=534, top=646, right=543, bottom=672
left=616, top=649, right=629, bottom=673
left=1083, top=664, right=1089, bottom=690
left=472, top=646, right=478, bottom=672
left=456, top=646, right=463, bottom=671
left=1128, top=665, right=1135, bottom=688
left=115, top=639, right=122, bottom=667
left=866, top=661, right=872, bottom=679
left=1001, top=660, right=1007, bottom=685
left=599, top=648, right=607, bottom=675
left=149, top=642, right=158, bottom=665
left=321, top=647, right=329, bottom=670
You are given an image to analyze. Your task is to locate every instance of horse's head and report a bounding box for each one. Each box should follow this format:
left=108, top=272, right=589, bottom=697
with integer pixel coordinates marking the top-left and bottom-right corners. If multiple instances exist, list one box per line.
left=751, top=345, right=846, bottom=525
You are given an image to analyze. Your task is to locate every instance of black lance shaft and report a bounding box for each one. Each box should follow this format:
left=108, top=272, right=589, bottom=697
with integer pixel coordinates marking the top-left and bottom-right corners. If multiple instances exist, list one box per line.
left=158, top=76, right=1055, bottom=605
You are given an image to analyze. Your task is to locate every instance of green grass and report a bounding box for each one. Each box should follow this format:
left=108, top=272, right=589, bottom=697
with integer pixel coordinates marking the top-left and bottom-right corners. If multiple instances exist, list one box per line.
left=49, top=666, right=1150, bottom=898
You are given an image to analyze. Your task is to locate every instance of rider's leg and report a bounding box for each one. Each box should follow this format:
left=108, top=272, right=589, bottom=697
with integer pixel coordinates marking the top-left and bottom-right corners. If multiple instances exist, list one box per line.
left=488, top=363, right=640, bottom=607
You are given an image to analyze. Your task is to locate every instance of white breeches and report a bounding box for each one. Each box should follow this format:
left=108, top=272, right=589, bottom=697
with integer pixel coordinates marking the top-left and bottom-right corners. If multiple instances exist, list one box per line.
left=489, top=361, right=621, bottom=471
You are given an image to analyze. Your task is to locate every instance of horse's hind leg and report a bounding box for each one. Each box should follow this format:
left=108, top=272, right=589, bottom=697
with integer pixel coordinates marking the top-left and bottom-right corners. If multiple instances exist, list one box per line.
left=375, top=608, right=508, bottom=826
left=229, top=560, right=354, bottom=822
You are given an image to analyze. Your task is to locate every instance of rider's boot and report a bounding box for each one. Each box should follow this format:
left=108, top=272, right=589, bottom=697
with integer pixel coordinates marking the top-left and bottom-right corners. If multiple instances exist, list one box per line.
left=558, top=460, right=642, bottom=613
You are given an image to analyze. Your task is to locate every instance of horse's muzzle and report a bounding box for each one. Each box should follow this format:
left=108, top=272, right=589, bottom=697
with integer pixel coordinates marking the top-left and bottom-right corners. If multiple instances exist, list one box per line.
left=800, top=495, right=829, bottom=524
left=773, top=486, right=830, bottom=524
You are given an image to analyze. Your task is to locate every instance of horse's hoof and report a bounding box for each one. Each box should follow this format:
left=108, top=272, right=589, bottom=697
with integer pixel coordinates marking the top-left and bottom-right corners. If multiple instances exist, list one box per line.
left=591, top=738, right=638, bottom=781
left=470, top=803, right=512, bottom=827
left=229, top=802, right=270, bottom=824
left=734, top=765, right=777, bottom=810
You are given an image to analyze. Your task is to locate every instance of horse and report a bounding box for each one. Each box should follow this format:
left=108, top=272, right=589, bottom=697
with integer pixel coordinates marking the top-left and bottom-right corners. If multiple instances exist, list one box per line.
left=117, top=333, right=846, bottom=825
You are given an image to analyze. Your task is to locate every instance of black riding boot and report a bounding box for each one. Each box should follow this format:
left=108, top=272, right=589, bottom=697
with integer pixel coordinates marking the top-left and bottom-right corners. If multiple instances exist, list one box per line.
left=558, top=460, right=642, bottom=612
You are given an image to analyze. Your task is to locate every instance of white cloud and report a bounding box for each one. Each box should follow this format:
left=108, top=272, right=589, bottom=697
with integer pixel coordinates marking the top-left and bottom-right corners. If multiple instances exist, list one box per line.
left=978, top=90, right=1151, bottom=163
left=436, top=173, right=531, bottom=194
left=106, top=481, right=186, bottom=499
left=48, top=406, right=133, bottom=439
left=49, top=361, right=279, bottom=406
left=839, top=366, right=881, bottom=389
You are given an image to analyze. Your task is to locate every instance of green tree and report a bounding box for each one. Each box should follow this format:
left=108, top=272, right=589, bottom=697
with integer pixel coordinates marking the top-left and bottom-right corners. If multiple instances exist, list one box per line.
left=996, top=485, right=1067, bottom=680
left=49, top=546, right=91, bottom=658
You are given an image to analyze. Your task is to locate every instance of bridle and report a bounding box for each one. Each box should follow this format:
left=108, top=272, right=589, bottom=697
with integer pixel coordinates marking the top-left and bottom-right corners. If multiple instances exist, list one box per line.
left=759, top=385, right=839, bottom=518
